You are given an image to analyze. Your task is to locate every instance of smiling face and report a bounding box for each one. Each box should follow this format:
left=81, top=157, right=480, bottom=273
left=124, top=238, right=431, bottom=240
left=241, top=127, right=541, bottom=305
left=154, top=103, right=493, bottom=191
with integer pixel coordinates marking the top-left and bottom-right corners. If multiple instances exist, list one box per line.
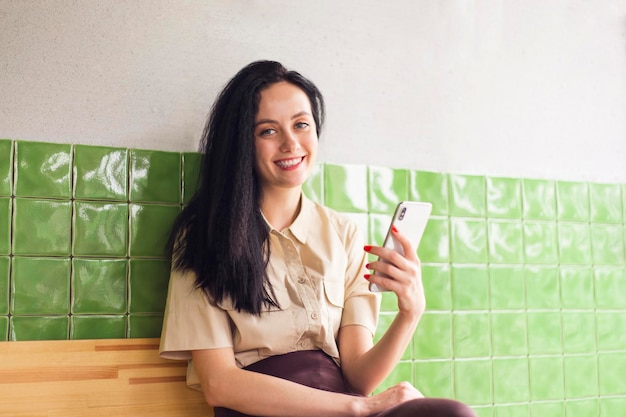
left=254, top=81, right=318, bottom=195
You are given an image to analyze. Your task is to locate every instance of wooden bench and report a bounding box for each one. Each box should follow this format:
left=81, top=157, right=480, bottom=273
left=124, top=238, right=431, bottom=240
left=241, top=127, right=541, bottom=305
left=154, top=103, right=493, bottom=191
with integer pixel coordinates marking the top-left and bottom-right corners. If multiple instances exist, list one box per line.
left=0, top=338, right=213, bottom=417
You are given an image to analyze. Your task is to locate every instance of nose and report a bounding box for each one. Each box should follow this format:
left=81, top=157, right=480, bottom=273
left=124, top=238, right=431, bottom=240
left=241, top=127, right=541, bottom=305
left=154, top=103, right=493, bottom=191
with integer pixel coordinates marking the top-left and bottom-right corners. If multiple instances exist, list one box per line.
left=279, top=130, right=300, bottom=152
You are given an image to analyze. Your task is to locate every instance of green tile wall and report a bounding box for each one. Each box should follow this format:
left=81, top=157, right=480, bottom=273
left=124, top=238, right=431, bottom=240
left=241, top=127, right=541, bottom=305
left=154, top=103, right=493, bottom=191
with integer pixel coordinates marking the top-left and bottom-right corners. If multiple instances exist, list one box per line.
left=1, top=139, right=625, bottom=416
left=1, top=139, right=181, bottom=341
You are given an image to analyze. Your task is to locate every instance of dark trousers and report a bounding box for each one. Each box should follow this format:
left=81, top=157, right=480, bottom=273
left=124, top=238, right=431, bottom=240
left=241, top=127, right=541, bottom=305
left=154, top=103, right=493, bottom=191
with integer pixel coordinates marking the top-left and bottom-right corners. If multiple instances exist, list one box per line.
left=214, top=350, right=476, bottom=417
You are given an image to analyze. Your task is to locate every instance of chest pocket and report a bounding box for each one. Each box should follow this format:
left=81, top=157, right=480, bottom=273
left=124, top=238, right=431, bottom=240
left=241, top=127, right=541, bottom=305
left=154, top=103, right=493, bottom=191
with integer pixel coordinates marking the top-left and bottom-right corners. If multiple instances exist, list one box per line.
left=322, top=278, right=345, bottom=308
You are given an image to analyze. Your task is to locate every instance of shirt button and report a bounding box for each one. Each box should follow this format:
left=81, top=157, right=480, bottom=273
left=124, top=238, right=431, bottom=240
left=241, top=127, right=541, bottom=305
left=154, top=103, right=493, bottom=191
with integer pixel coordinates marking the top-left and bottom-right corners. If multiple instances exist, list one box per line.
left=299, top=341, right=308, bottom=348
left=298, top=277, right=306, bottom=284
left=311, top=312, right=318, bottom=320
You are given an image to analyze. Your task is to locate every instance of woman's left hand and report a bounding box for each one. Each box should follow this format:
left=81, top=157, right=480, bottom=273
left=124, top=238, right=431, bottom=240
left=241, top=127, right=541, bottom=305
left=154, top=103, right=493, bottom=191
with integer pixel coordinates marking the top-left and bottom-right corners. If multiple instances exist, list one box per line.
left=365, top=226, right=426, bottom=320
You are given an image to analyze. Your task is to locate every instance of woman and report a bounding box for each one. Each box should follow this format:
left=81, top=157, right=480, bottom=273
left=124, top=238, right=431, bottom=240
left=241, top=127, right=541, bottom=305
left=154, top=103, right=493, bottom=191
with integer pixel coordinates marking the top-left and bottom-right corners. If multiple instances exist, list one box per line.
left=160, top=60, right=475, bottom=417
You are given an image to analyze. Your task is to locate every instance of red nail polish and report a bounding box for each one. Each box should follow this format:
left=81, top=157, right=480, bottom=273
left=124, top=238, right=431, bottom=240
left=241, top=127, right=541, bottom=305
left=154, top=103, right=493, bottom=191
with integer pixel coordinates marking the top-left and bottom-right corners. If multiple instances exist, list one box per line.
left=392, top=225, right=398, bottom=233
left=365, top=263, right=370, bottom=269
left=364, top=245, right=372, bottom=252
left=364, top=274, right=370, bottom=280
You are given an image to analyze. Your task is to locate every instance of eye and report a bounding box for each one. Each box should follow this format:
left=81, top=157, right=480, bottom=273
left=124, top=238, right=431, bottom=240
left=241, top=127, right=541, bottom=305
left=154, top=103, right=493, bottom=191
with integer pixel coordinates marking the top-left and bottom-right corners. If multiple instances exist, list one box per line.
left=258, top=128, right=276, bottom=137
left=295, top=122, right=309, bottom=129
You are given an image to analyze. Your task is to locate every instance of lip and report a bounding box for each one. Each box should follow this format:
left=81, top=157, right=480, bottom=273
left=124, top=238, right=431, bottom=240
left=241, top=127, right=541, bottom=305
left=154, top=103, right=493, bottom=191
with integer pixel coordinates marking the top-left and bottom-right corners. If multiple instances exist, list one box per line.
left=274, top=156, right=305, bottom=170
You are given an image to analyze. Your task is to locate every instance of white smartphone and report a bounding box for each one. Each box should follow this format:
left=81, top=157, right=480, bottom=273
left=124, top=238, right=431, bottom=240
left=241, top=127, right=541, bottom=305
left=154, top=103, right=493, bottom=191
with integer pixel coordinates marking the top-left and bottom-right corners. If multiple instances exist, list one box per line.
left=369, top=201, right=433, bottom=292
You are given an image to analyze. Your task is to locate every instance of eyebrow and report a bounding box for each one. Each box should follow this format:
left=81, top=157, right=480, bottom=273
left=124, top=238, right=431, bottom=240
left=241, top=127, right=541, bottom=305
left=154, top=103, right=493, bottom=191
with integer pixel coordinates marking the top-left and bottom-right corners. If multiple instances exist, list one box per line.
left=255, top=111, right=312, bottom=127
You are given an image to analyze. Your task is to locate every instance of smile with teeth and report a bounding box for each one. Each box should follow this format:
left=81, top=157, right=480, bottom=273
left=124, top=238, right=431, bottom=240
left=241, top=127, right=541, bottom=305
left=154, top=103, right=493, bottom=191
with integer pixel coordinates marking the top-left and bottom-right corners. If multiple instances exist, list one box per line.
left=275, top=156, right=305, bottom=168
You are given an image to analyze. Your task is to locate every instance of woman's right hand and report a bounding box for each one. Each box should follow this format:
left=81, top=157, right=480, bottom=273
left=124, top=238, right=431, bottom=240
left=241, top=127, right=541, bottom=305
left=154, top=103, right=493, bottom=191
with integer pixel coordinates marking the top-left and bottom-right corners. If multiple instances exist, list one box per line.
left=359, top=382, right=424, bottom=416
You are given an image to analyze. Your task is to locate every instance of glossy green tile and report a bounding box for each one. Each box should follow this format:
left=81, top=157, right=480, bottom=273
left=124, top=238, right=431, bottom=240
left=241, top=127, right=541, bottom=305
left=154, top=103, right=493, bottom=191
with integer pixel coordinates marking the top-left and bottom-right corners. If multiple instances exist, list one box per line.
left=623, top=184, right=626, bottom=221
left=486, top=177, right=522, bottom=219
left=490, top=312, right=527, bottom=356
left=493, top=404, right=530, bottom=417
left=369, top=213, right=393, bottom=247
left=527, top=311, right=562, bottom=354
left=129, top=203, right=181, bottom=257
left=559, top=267, right=594, bottom=309
left=522, top=178, right=556, bottom=220
left=379, top=291, right=399, bottom=313
left=563, top=355, right=598, bottom=398
left=11, top=257, right=70, bottom=315
left=421, top=265, right=451, bottom=310
left=129, top=259, right=170, bottom=313
left=300, top=163, right=323, bottom=205
left=558, top=222, right=592, bottom=265
left=0, top=139, right=13, bottom=196
left=14, top=141, right=72, bottom=198
left=472, top=406, right=493, bottom=417
left=450, top=218, right=488, bottom=263
left=454, top=359, right=492, bottom=405
left=601, top=397, right=626, bottom=417
left=525, top=266, right=559, bottom=309
left=324, top=164, right=368, bottom=213
left=368, top=166, right=408, bottom=214
left=487, top=220, right=523, bottom=264
left=418, top=217, right=449, bottom=263
left=530, top=402, right=563, bottom=417
left=489, top=266, right=525, bottom=310
left=12, top=198, right=72, bottom=256
left=523, top=221, right=558, bottom=265
left=453, top=312, right=491, bottom=358
left=72, top=259, right=127, bottom=314
left=376, top=312, right=411, bottom=359
left=448, top=174, right=486, bottom=217
left=451, top=265, right=489, bottom=310
left=0, top=197, right=10, bottom=255
left=594, top=267, right=626, bottom=309
left=129, top=149, right=181, bottom=203
left=73, top=145, right=128, bottom=201
left=182, top=152, right=202, bottom=204
left=413, top=360, right=454, bottom=398
left=73, top=202, right=128, bottom=256
left=561, top=311, right=596, bottom=354
left=410, top=171, right=449, bottom=216
left=591, top=224, right=625, bottom=265
left=598, top=352, right=626, bottom=396
left=589, top=183, right=623, bottom=223
left=412, top=312, right=452, bottom=359
left=565, top=399, right=599, bottom=417
left=492, top=358, right=529, bottom=403
left=557, top=181, right=590, bottom=221
left=71, top=315, right=127, bottom=339
left=10, top=316, right=69, bottom=341
left=529, top=356, right=564, bottom=401
left=0, top=257, right=8, bottom=314
left=128, top=314, right=163, bottom=338
left=0, top=315, right=7, bottom=341
left=596, top=311, right=626, bottom=351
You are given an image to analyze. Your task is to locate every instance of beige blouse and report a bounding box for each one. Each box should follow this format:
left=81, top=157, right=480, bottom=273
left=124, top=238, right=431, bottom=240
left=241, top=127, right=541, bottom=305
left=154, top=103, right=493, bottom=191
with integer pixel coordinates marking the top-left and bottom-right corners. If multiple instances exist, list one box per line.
left=159, top=195, right=381, bottom=390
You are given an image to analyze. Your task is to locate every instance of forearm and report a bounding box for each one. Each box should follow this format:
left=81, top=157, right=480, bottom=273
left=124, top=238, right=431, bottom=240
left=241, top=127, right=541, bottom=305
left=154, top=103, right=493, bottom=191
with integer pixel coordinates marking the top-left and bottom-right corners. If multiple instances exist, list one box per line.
left=342, top=312, right=421, bottom=395
left=195, top=359, right=369, bottom=417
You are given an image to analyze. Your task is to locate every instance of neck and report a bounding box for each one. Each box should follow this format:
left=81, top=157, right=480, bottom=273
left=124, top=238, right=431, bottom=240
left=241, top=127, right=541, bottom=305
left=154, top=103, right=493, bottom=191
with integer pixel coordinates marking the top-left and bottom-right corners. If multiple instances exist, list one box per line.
left=260, top=186, right=302, bottom=231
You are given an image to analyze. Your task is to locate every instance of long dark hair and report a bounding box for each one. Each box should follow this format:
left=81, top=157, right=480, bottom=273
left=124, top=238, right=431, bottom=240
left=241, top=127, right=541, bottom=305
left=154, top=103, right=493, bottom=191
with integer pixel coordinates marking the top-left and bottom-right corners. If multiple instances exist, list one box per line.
left=168, top=60, right=325, bottom=315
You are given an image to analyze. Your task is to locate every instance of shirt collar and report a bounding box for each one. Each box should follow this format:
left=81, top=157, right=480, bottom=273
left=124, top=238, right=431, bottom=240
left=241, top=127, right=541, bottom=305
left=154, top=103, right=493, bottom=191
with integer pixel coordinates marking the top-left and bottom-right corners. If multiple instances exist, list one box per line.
left=287, top=193, right=313, bottom=244
left=263, top=193, right=312, bottom=245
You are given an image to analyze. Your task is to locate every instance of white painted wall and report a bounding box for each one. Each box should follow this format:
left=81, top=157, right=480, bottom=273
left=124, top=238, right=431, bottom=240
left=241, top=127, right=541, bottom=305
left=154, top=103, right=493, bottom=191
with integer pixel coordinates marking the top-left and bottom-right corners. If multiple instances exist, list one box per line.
left=1, top=0, right=625, bottom=182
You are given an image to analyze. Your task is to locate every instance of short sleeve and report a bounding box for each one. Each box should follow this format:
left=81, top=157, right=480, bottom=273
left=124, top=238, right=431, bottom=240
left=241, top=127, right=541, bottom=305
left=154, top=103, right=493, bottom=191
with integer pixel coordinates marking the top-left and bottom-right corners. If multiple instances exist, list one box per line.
left=159, top=269, right=234, bottom=360
left=339, top=221, right=381, bottom=336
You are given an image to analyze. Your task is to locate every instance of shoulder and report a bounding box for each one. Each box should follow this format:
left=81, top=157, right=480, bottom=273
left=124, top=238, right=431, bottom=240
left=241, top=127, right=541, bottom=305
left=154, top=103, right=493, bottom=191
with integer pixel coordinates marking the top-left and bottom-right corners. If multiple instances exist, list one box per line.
left=307, top=199, right=363, bottom=240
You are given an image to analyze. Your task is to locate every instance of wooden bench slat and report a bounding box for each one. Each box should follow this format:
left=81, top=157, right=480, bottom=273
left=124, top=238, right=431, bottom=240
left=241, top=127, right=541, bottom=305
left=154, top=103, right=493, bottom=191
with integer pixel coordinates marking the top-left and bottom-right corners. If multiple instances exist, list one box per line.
left=0, top=338, right=213, bottom=417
